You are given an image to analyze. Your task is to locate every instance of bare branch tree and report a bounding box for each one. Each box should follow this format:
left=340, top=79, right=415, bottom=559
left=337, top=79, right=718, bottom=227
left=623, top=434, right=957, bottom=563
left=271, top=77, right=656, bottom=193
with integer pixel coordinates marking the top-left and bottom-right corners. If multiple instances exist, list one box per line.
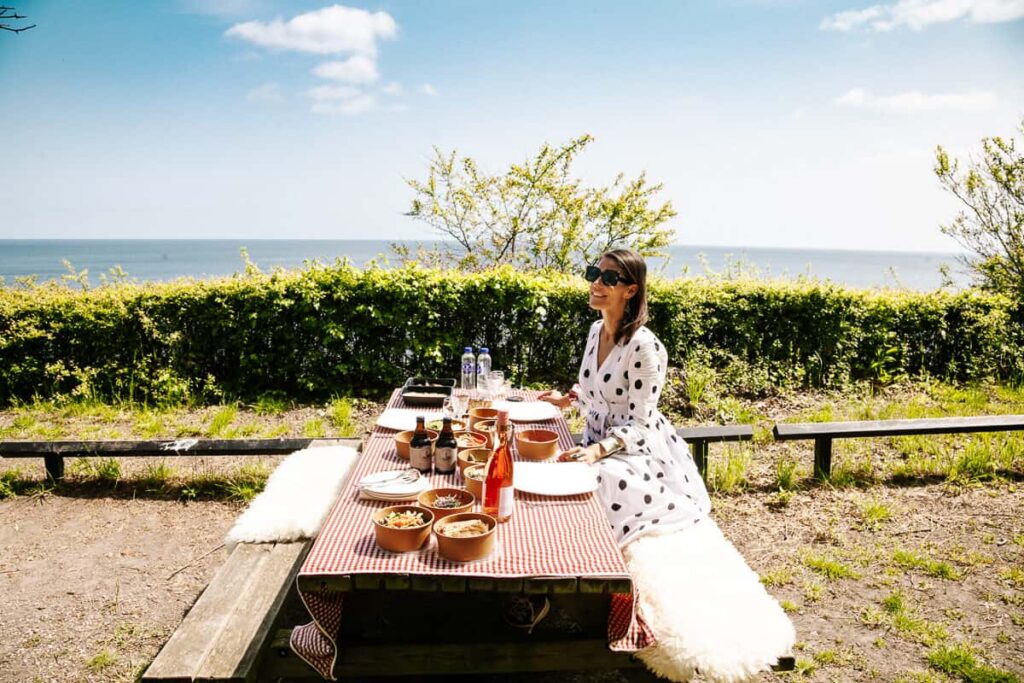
left=0, top=6, right=36, bottom=34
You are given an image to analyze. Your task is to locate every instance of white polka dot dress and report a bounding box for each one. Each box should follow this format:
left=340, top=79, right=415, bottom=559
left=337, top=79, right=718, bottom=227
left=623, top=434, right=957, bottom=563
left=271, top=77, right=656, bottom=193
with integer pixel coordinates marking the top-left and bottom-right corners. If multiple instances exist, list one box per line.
left=574, top=321, right=711, bottom=547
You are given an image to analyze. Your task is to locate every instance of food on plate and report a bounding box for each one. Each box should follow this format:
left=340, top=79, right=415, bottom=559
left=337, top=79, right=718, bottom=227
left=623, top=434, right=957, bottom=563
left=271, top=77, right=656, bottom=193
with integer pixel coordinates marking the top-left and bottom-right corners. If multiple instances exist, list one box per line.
left=457, top=433, right=485, bottom=448
left=464, top=466, right=486, bottom=481
left=439, top=519, right=490, bottom=538
left=431, top=494, right=465, bottom=509
left=378, top=510, right=428, bottom=529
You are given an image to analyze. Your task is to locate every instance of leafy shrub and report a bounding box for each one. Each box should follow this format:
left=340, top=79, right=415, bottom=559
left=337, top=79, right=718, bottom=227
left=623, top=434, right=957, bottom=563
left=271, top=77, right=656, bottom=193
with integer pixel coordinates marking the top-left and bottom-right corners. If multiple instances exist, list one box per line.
left=1, top=264, right=1021, bottom=404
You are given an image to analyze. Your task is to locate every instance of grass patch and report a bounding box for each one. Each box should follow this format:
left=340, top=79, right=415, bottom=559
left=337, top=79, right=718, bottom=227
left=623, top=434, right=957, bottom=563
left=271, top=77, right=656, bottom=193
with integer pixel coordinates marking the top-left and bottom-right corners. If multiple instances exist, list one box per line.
left=999, top=566, right=1024, bottom=587
left=759, top=567, right=795, bottom=587
left=206, top=405, right=238, bottom=437
left=801, top=551, right=860, bottom=580
left=302, top=417, right=327, bottom=438
left=706, top=445, right=751, bottom=494
left=86, top=650, right=117, bottom=671
left=893, top=549, right=963, bottom=580
left=774, top=456, right=801, bottom=492
left=829, top=449, right=877, bottom=488
left=253, top=392, right=290, bottom=415
left=68, top=457, right=122, bottom=486
left=868, top=590, right=949, bottom=646
left=328, top=397, right=357, bottom=436
left=928, top=643, right=1020, bottom=683
left=138, top=461, right=176, bottom=492
left=857, top=495, right=893, bottom=531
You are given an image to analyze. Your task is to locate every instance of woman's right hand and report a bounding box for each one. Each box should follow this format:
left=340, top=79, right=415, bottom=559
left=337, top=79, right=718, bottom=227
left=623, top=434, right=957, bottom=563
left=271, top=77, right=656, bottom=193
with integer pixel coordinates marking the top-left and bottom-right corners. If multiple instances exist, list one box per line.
left=538, top=390, right=573, bottom=410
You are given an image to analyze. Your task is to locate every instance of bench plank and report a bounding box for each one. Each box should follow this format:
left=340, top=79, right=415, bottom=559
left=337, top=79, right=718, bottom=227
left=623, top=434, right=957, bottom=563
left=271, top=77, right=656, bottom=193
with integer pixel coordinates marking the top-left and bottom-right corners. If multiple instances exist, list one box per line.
left=677, top=425, right=754, bottom=442
left=143, top=541, right=308, bottom=683
left=773, top=415, right=1024, bottom=440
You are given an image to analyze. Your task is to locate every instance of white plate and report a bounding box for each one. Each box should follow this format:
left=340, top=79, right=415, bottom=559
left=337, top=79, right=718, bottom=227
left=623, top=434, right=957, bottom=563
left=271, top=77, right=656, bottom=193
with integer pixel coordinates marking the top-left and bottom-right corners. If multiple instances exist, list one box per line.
left=513, top=462, right=598, bottom=496
left=492, top=400, right=560, bottom=422
left=375, top=408, right=442, bottom=431
left=358, top=470, right=427, bottom=498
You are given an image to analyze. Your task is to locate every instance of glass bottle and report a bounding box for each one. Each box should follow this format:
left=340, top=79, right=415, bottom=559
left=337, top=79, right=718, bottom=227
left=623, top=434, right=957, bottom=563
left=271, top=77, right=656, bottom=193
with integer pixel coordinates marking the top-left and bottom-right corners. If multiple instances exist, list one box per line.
left=409, top=416, right=433, bottom=474
left=483, top=410, right=514, bottom=522
left=434, top=417, right=458, bottom=474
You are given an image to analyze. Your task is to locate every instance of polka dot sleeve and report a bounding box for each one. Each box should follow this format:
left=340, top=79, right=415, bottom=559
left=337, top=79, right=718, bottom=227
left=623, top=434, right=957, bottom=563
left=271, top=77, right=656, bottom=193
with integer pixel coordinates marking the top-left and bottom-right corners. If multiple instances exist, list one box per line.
left=609, top=337, right=665, bottom=455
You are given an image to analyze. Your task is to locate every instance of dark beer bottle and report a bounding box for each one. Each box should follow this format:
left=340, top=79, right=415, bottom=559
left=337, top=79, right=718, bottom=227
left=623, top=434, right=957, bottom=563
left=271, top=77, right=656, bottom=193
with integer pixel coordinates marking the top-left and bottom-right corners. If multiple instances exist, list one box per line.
left=434, top=417, right=458, bottom=474
left=409, top=416, right=433, bottom=474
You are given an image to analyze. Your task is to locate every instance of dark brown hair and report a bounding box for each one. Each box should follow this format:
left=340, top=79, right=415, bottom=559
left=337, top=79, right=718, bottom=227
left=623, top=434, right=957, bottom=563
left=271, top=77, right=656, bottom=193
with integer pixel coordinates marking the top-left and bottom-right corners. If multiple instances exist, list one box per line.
left=603, top=248, right=648, bottom=345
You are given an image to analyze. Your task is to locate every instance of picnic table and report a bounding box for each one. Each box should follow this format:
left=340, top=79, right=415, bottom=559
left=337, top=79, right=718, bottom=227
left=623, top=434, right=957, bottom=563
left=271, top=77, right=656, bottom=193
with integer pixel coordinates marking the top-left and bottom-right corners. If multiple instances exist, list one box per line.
left=287, top=389, right=655, bottom=680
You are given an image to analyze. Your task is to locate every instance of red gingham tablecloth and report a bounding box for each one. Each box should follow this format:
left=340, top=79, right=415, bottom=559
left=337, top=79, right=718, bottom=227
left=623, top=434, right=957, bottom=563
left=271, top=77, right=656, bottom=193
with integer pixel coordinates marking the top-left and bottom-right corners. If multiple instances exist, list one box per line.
left=290, top=389, right=655, bottom=679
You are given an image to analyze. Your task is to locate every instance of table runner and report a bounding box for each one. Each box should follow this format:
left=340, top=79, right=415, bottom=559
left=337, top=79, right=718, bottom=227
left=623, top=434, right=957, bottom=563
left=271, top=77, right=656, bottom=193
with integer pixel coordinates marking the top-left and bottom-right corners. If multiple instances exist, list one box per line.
left=291, top=389, right=654, bottom=680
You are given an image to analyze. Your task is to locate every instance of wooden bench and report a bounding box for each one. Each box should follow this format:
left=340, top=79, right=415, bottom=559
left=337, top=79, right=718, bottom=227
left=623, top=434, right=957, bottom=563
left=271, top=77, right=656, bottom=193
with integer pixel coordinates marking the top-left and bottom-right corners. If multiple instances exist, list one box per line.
left=773, top=414, right=1024, bottom=478
left=142, top=541, right=309, bottom=683
left=0, top=437, right=356, bottom=482
left=678, top=425, right=755, bottom=478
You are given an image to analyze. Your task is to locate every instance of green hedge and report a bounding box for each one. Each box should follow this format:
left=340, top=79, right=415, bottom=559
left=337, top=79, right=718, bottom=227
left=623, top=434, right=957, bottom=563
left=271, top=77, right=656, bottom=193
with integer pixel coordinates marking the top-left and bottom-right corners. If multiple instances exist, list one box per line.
left=1, top=264, right=1021, bottom=404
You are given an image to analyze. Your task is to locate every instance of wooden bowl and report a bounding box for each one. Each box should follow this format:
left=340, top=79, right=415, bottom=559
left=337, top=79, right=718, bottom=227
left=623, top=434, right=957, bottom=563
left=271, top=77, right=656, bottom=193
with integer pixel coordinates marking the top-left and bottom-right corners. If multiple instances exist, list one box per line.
left=515, top=428, right=560, bottom=461
left=471, top=419, right=497, bottom=448
left=463, top=465, right=486, bottom=500
left=434, top=512, right=497, bottom=562
left=372, top=505, right=434, bottom=552
left=394, top=429, right=439, bottom=460
left=468, top=407, right=499, bottom=430
left=417, top=488, right=475, bottom=520
left=458, top=447, right=492, bottom=474
left=455, top=432, right=487, bottom=453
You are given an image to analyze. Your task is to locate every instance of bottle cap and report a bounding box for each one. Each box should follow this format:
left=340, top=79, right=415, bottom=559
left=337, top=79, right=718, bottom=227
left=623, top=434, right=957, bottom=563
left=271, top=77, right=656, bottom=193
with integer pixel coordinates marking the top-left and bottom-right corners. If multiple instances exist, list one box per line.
left=481, top=347, right=489, bottom=353
left=464, top=347, right=473, bottom=353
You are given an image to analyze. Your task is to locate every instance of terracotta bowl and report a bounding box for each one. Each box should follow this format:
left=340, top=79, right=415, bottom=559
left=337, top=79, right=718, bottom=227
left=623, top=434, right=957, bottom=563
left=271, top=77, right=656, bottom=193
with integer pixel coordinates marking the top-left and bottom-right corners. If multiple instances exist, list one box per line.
left=394, top=429, right=439, bottom=460
left=458, top=447, right=492, bottom=474
left=417, top=487, right=475, bottom=520
left=455, top=431, right=487, bottom=453
left=463, top=465, right=486, bottom=500
left=471, top=419, right=497, bottom=448
left=468, top=407, right=499, bottom=430
left=434, top=512, right=497, bottom=562
left=372, top=505, right=434, bottom=553
left=425, top=418, right=468, bottom=434
left=515, top=428, right=560, bottom=461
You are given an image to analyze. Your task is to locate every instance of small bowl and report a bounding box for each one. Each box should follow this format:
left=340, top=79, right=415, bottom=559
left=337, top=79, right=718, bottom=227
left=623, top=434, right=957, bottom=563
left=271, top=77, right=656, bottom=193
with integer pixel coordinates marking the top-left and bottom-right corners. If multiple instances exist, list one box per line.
left=515, top=428, right=560, bottom=461
left=463, top=465, right=486, bottom=500
left=417, top=487, right=475, bottom=519
left=455, top=431, right=487, bottom=453
left=372, top=505, right=434, bottom=552
left=434, top=512, right=497, bottom=562
left=471, top=419, right=498, bottom=448
left=394, top=429, right=439, bottom=460
left=426, top=418, right=468, bottom=433
left=458, top=447, right=493, bottom=474
left=468, top=407, right=499, bottom=430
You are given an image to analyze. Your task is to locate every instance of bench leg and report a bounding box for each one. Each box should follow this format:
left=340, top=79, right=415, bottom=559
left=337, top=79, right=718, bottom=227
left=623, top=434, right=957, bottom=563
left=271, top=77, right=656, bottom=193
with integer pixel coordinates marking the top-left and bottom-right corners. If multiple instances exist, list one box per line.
left=689, top=440, right=709, bottom=480
left=44, top=455, right=64, bottom=483
left=814, top=437, right=832, bottom=479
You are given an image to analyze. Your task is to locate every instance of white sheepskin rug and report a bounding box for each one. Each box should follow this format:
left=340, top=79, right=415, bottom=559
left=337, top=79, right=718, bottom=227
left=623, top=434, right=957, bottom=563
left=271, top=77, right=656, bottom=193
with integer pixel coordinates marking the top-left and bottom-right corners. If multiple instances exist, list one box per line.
left=624, top=518, right=795, bottom=683
left=225, top=445, right=360, bottom=552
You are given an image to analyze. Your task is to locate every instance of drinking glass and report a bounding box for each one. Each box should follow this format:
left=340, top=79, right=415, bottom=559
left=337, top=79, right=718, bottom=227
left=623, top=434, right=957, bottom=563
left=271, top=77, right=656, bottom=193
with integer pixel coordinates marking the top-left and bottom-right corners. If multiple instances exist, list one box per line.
left=486, top=370, right=506, bottom=400
left=447, top=389, right=469, bottom=418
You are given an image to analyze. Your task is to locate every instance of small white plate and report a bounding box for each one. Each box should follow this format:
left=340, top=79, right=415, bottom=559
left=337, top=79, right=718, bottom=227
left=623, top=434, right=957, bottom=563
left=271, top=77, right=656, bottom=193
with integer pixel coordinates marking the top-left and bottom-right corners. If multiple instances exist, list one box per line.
left=492, top=400, right=560, bottom=423
left=375, top=408, right=442, bottom=431
left=513, top=462, right=598, bottom=496
left=358, top=470, right=427, bottom=498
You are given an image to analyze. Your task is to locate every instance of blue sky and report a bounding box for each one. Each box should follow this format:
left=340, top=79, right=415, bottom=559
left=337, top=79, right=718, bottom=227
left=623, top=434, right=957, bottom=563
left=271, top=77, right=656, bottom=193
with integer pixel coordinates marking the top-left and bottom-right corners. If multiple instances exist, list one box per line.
left=1, top=0, right=1022, bottom=251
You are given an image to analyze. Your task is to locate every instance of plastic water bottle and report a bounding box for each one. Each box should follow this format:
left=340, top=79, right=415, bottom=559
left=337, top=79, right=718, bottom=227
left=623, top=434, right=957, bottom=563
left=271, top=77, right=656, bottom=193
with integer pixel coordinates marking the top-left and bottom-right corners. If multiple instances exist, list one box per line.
left=476, top=347, right=492, bottom=392
left=460, top=347, right=476, bottom=390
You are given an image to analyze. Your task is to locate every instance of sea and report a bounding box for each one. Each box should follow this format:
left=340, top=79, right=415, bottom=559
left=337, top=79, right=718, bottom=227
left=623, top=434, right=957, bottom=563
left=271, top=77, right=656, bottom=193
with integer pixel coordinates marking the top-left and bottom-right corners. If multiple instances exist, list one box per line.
left=0, top=240, right=971, bottom=291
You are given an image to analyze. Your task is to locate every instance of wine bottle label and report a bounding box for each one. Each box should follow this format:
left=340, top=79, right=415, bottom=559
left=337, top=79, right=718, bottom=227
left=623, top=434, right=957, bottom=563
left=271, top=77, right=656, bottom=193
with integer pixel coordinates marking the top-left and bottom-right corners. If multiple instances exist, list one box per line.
left=434, top=446, right=457, bottom=473
left=498, top=485, right=514, bottom=518
left=409, top=445, right=432, bottom=473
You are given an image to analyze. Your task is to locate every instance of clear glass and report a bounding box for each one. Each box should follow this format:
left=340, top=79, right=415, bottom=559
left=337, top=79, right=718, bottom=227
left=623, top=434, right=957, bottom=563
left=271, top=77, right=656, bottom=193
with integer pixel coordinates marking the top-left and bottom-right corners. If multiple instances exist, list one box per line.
left=450, top=389, right=470, bottom=417
left=486, top=370, right=505, bottom=400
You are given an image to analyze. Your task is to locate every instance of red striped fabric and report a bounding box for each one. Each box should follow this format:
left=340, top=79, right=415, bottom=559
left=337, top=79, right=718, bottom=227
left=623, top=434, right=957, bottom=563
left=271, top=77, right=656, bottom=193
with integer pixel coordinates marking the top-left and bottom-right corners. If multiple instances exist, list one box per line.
left=291, top=389, right=653, bottom=679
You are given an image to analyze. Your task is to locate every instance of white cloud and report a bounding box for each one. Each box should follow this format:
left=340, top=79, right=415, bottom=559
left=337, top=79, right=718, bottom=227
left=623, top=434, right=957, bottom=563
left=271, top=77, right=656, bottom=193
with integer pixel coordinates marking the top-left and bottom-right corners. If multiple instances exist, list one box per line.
left=225, top=5, right=397, bottom=55
left=821, top=0, right=1024, bottom=32
left=834, top=87, right=998, bottom=111
left=307, top=84, right=362, bottom=101
left=246, top=82, right=284, bottom=103
left=418, top=83, right=439, bottom=96
left=380, top=82, right=404, bottom=96
left=312, top=55, right=379, bottom=84
left=312, top=94, right=378, bottom=116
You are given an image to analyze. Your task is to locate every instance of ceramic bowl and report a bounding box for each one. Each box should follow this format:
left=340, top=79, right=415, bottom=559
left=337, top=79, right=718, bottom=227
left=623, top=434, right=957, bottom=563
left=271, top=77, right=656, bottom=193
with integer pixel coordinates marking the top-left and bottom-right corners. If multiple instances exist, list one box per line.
left=417, top=487, right=475, bottom=520
left=515, top=428, right=560, bottom=461
left=468, top=407, right=500, bottom=430
left=458, top=447, right=492, bottom=474
left=372, top=505, right=434, bottom=552
left=463, top=465, right=486, bottom=500
left=394, top=429, right=439, bottom=460
left=433, top=512, right=497, bottom=562
left=471, top=419, right=497, bottom=448
left=455, top=431, right=487, bottom=453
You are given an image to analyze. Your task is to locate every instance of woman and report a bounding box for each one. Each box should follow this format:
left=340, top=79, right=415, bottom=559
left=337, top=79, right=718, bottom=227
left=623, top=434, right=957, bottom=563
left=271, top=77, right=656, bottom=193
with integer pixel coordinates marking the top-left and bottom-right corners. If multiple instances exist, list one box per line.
left=540, top=248, right=711, bottom=546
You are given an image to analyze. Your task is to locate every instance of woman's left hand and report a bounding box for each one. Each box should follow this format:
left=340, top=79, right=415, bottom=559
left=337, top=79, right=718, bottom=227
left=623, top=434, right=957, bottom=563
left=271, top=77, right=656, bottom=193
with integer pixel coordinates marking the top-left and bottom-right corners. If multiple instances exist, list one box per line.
left=557, top=444, right=603, bottom=464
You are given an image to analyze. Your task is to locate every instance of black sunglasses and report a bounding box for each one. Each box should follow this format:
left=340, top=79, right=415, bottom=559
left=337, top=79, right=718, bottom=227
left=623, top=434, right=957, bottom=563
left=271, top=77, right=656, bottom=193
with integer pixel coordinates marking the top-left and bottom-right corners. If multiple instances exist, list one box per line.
left=584, top=265, right=634, bottom=287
